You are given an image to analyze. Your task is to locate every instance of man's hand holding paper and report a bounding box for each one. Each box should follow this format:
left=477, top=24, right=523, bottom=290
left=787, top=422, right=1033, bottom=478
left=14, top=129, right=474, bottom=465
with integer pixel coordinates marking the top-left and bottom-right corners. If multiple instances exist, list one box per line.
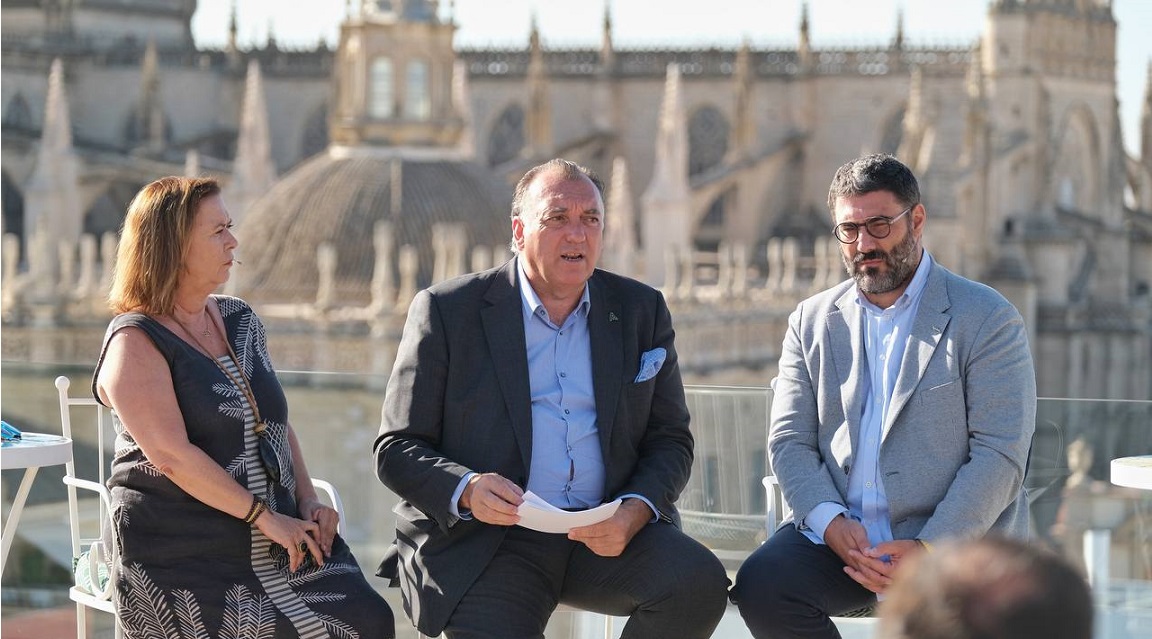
left=567, top=498, right=652, bottom=557
left=462, top=473, right=524, bottom=526
left=515, top=490, right=621, bottom=534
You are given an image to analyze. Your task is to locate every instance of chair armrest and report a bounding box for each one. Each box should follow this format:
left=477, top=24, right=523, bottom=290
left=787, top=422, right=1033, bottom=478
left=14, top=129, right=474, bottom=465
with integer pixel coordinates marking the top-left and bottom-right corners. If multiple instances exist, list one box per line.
left=762, top=475, right=782, bottom=534
left=63, top=476, right=116, bottom=601
left=310, top=478, right=346, bottom=535
left=86, top=539, right=116, bottom=600
left=63, top=476, right=114, bottom=516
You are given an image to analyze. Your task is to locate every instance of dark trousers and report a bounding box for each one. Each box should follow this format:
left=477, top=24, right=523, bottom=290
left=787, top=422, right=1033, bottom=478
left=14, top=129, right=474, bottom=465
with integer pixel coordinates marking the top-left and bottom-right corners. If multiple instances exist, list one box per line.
left=730, top=524, right=876, bottom=639
left=443, top=523, right=730, bottom=639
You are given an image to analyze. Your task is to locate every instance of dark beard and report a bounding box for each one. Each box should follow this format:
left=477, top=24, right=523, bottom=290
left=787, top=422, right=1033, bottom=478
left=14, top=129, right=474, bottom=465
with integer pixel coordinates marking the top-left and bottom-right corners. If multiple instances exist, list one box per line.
left=843, top=230, right=919, bottom=295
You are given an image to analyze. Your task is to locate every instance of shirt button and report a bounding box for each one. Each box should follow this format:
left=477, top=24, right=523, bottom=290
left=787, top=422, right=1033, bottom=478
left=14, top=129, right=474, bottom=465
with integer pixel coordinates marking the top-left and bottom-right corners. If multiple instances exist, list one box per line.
left=564, top=409, right=570, bottom=414
left=866, top=481, right=874, bottom=488
left=560, top=372, right=567, bottom=377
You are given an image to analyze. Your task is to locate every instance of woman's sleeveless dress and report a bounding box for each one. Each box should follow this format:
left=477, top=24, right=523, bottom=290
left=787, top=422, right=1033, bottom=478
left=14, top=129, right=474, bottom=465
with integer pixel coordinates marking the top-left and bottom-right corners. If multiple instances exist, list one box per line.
left=93, top=295, right=393, bottom=639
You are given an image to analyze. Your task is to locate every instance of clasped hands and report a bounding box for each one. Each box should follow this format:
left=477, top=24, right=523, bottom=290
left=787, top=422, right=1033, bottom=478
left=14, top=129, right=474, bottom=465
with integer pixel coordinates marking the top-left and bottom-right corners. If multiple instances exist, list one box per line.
left=460, top=472, right=650, bottom=557
left=824, top=514, right=924, bottom=594
left=255, top=497, right=340, bottom=572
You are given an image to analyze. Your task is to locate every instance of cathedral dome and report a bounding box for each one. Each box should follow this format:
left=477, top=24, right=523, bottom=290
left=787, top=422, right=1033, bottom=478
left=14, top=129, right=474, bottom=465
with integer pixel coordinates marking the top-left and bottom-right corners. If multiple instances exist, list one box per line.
left=233, top=149, right=512, bottom=306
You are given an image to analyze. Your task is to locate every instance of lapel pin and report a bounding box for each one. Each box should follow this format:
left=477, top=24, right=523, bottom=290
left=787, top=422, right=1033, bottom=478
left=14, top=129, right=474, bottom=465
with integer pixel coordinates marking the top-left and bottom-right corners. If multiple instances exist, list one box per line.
left=608, top=312, right=619, bottom=322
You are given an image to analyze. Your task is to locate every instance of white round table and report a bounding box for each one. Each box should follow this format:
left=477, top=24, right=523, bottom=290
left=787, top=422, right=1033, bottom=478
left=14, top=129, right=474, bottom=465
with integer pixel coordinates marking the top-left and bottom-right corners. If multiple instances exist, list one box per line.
left=1, top=433, right=73, bottom=576
left=1110, top=455, right=1152, bottom=491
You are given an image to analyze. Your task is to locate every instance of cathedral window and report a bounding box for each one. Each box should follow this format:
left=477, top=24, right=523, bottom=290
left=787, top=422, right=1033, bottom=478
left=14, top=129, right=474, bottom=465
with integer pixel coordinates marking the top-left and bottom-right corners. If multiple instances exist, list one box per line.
left=486, top=104, right=525, bottom=167
left=406, top=60, right=431, bottom=120
left=3, top=93, right=33, bottom=131
left=688, top=105, right=729, bottom=176
left=370, top=57, right=395, bottom=118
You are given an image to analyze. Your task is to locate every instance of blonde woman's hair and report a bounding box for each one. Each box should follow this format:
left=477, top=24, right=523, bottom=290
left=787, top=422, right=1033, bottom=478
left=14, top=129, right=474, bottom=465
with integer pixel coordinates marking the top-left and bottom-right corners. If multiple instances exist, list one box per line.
left=108, top=176, right=221, bottom=315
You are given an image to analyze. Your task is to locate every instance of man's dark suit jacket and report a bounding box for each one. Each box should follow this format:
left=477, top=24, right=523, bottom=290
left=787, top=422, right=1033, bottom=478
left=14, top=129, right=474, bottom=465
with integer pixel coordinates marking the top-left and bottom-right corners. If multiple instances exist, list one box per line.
left=373, top=260, right=693, bottom=636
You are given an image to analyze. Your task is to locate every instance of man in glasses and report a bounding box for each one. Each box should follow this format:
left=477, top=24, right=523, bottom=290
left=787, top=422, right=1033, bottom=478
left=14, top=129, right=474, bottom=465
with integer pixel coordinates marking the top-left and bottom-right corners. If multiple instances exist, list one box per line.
left=731, top=153, right=1037, bottom=639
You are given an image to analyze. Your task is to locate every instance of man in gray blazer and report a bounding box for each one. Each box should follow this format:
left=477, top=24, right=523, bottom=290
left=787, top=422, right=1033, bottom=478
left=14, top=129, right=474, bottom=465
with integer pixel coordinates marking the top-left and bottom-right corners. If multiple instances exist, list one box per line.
left=731, top=154, right=1037, bottom=639
left=374, top=159, right=729, bottom=639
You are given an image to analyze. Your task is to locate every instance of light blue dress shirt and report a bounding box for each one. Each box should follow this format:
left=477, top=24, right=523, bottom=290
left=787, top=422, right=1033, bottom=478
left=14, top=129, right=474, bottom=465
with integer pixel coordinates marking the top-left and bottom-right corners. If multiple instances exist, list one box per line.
left=518, top=262, right=604, bottom=507
left=450, top=259, right=656, bottom=520
left=802, top=251, right=934, bottom=546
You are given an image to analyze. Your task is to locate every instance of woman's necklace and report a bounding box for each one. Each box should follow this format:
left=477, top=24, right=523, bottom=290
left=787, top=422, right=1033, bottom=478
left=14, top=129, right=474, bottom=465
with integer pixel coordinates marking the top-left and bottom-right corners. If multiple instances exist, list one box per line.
left=173, top=306, right=213, bottom=338
left=171, top=307, right=280, bottom=483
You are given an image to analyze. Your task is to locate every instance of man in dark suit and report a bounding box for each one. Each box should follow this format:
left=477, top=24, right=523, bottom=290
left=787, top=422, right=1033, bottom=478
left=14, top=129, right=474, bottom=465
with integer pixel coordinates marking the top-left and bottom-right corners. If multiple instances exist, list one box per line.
left=374, top=158, right=729, bottom=639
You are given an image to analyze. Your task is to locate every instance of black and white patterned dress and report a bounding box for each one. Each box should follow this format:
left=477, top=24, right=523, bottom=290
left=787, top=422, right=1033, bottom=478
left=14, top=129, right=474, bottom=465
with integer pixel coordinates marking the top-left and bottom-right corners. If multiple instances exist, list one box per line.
left=93, top=295, right=393, bottom=639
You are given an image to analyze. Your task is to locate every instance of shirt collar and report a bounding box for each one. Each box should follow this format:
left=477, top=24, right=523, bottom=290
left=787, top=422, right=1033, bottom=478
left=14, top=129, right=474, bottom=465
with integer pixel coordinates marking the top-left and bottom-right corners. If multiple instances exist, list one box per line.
left=855, top=249, right=934, bottom=313
left=515, top=256, right=591, bottom=322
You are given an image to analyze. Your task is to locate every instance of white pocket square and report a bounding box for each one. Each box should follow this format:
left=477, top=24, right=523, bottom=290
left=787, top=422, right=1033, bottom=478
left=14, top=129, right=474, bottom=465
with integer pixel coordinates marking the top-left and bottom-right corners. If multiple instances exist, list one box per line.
left=634, top=347, right=667, bottom=383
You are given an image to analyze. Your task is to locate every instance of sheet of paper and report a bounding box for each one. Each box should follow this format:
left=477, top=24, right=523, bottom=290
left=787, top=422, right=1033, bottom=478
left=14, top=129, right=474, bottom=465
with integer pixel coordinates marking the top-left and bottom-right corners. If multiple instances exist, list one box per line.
left=515, top=491, right=621, bottom=534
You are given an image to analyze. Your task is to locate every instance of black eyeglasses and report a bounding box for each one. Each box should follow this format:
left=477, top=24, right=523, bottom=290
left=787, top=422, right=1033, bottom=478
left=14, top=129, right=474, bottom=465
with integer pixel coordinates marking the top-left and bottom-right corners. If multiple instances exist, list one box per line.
left=254, top=421, right=282, bottom=483
left=833, top=206, right=914, bottom=244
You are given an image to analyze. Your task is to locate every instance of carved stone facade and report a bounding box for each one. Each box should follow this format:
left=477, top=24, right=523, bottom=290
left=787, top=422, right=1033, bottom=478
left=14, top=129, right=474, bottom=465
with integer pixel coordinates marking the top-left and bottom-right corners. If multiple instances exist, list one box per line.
left=2, top=0, right=1150, bottom=398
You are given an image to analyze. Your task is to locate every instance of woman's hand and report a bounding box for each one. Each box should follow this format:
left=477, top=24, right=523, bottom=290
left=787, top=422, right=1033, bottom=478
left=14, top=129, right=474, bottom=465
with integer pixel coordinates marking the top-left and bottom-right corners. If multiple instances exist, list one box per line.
left=298, top=497, right=340, bottom=558
left=253, top=509, right=324, bottom=571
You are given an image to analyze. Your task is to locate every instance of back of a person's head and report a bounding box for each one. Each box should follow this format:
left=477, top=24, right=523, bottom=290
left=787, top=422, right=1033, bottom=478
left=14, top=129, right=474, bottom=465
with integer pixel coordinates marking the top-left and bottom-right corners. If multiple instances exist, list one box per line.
left=878, top=536, right=1093, bottom=639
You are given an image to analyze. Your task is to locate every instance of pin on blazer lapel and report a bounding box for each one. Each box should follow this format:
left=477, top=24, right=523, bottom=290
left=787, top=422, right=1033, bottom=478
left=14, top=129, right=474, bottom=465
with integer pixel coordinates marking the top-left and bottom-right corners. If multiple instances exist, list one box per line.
left=589, top=275, right=623, bottom=456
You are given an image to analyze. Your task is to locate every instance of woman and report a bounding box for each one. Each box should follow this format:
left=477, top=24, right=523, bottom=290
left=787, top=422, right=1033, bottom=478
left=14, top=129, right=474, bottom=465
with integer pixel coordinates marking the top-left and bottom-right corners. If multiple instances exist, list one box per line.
left=94, top=176, right=394, bottom=638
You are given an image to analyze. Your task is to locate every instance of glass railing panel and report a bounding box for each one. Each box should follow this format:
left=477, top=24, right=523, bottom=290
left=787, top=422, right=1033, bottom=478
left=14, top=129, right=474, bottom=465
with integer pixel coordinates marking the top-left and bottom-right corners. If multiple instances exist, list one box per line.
left=681, top=385, right=1152, bottom=638
left=680, top=385, right=771, bottom=559
left=3, top=362, right=1149, bottom=638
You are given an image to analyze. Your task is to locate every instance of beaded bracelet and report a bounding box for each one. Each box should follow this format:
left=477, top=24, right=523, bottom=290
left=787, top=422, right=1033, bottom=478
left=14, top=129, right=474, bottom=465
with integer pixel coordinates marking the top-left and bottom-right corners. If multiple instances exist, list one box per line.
left=243, top=496, right=268, bottom=524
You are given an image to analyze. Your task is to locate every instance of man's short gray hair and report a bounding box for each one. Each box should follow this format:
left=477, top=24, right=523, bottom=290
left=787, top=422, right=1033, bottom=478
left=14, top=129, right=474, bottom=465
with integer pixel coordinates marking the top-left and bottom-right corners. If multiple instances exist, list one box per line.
left=508, top=158, right=605, bottom=253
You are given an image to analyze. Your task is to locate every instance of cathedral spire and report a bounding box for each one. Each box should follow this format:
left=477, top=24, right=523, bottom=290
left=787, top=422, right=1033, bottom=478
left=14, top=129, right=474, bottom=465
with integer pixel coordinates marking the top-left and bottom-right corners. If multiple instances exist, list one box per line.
left=227, top=0, right=239, bottom=53
left=226, top=0, right=242, bottom=68
left=524, top=14, right=551, bottom=158
left=25, top=58, right=82, bottom=295
left=528, top=11, right=540, bottom=52
left=131, top=38, right=167, bottom=154
left=730, top=37, right=755, bottom=161
left=1141, top=59, right=1151, bottom=167
left=892, top=4, right=905, bottom=50
left=897, top=66, right=929, bottom=173
left=452, top=59, right=475, bottom=159
left=228, top=60, right=277, bottom=228
left=266, top=18, right=278, bottom=50
left=603, top=156, right=638, bottom=277
left=961, top=41, right=989, bottom=167
left=641, top=63, right=691, bottom=286
left=798, top=1, right=813, bottom=73
left=593, top=1, right=617, bottom=132
left=600, top=1, right=615, bottom=72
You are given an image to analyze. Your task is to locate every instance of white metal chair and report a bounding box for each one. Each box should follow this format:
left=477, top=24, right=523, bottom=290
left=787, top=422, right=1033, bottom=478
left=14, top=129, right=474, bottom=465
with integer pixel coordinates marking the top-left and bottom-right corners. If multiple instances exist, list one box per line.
left=56, top=375, right=349, bottom=639
left=56, top=374, right=121, bottom=639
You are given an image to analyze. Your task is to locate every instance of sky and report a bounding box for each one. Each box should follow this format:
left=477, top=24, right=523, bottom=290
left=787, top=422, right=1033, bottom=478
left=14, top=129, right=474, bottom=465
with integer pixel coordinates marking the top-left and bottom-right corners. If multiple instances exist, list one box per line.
left=191, top=0, right=1151, bottom=157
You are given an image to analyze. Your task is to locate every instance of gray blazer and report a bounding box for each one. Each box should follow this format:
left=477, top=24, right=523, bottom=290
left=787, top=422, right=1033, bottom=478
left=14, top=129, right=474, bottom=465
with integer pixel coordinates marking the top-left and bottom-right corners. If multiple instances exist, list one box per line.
left=769, top=261, right=1036, bottom=543
left=373, top=260, right=692, bottom=636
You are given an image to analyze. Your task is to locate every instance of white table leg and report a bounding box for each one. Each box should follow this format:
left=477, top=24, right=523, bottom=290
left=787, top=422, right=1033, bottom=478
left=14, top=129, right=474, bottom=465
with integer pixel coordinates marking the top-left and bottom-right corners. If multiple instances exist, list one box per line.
left=1, top=466, right=40, bottom=576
